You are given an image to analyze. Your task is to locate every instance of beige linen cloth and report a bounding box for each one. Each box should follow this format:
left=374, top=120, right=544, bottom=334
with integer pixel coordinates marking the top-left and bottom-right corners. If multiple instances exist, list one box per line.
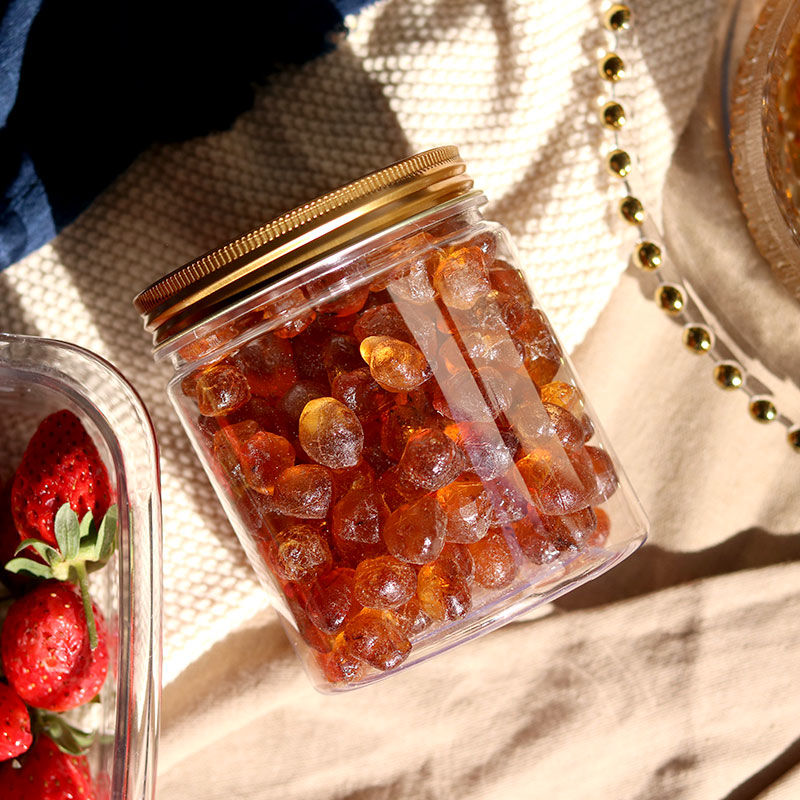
left=2, top=0, right=799, bottom=797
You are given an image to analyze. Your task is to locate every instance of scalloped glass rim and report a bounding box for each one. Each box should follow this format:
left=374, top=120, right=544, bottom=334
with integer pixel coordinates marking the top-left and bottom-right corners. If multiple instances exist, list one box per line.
left=0, top=333, right=162, bottom=800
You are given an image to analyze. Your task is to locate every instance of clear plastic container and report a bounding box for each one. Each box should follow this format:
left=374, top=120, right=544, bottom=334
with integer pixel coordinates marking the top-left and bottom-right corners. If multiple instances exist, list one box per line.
left=0, top=333, right=162, bottom=798
left=135, top=147, right=647, bottom=692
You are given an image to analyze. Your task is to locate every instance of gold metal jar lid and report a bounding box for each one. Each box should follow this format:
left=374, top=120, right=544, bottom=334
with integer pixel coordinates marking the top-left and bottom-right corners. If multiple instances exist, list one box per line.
left=134, top=146, right=473, bottom=348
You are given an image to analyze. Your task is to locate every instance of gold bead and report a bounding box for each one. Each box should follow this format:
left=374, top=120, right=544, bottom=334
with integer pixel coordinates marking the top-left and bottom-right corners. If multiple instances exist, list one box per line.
left=607, top=149, right=632, bottom=178
left=682, top=325, right=713, bottom=354
left=713, top=362, right=744, bottom=390
left=634, top=241, right=662, bottom=271
left=654, top=284, right=684, bottom=314
left=620, top=196, right=645, bottom=224
left=749, top=397, right=777, bottom=423
left=604, top=4, right=632, bottom=31
left=599, top=53, right=626, bottom=82
left=787, top=427, right=800, bottom=451
left=601, top=101, right=627, bottom=129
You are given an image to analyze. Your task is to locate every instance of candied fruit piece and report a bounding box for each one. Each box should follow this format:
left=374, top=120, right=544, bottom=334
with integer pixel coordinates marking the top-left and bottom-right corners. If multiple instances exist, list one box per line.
left=540, top=380, right=582, bottom=414
left=417, top=559, right=472, bottom=622
left=272, top=464, right=333, bottom=519
left=513, top=514, right=565, bottom=565
left=516, top=447, right=592, bottom=515
left=261, top=288, right=316, bottom=338
left=269, top=524, right=332, bottom=584
left=323, top=334, right=363, bottom=382
left=433, top=246, right=491, bottom=310
left=587, top=507, right=611, bottom=547
left=354, top=555, right=417, bottom=609
left=332, top=486, right=390, bottom=544
left=233, top=334, right=298, bottom=398
left=488, top=260, right=532, bottom=305
left=280, top=380, right=327, bottom=423
left=342, top=608, right=412, bottom=671
left=383, top=495, right=446, bottom=564
left=468, top=529, right=517, bottom=589
left=299, top=397, right=364, bottom=468
left=437, top=480, right=493, bottom=544
left=397, top=427, right=464, bottom=491
left=196, top=363, right=251, bottom=416
left=393, top=596, right=432, bottom=637
left=360, top=336, right=431, bottom=392
left=380, top=404, right=426, bottom=461
left=331, top=368, right=392, bottom=422
left=317, top=640, right=367, bottom=684
left=432, top=367, right=511, bottom=421
left=585, top=445, right=619, bottom=504
left=306, top=568, right=357, bottom=633
left=444, top=421, right=513, bottom=481
left=237, top=431, right=296, bottom=493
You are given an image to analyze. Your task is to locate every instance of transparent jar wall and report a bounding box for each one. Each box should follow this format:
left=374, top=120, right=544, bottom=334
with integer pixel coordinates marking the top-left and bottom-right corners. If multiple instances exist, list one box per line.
left=164, top=198, right=648, bottom=692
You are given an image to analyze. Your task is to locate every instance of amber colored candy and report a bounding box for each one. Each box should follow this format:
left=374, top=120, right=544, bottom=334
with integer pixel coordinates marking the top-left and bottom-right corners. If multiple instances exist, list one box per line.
left=237, top=431, right=296, bottom=493
left=468, top=529, right=517, bottom=589
left=516, top=446, right=592, bottom=515
left=397, top=427, right=464, bottom=491
left=272, top=464, right=333, bottom=519
left=432, top=366, right=511, bottom=421
left=438, top=542, right=475, bottom=584
left=291, top=324, right=330, bottom=383
left=178, top=321, right=243, bottom=361
left=226, top=397, right=293, bottom=440
left=485, top=470, right=531, bottom=525
left=353, top=303, right=417, bottom=345
left=513, top=514, right=565, bottom=565
left=513, top=308, right=563, bottom=387
left=317, top=640, right=367, bottom=684
left=360, top=336, right=431, bottom=392
left=392, top=596, right=432, bottom=637
left=270, top=524, right=332, bottom=584
left=306, top=568, right=357, bottom=634
left=285, top=589, right=335, bottom=654
left=280, top=380, right=327, bottom=423
left=367, top=232, right=438, bottom=294
left=542, top=506, right=598, bottom=550
left=383, top=495, right=446, bottom=564
left=437, top=480, right=493, bottom=544
left=331, top=368, right=392, bottom=423
left=377, top=466, right=427, bottom=511
left=330, top=460, right=376, bottom=502
left=444, top=421, right=513, bottom=482
left=464, top=230, right=498, bottom=263
left=342, top=609, right=412, bottom=671
left=298, top=397, right=364, bottom=469
left=332, top=486, right=390, bottom=544
left=488, top=260, right=532, bottom=306
left=433, top=246, right=491, bottom=310
left=195, top=363, right=251, bottom=416
left=505, top=397, right=556, bottom=450
left=587, top=507, right=611, bottom=547
left=540, top=381, right=582, bottom=414
left=543, top=402, right=586, bottom=451
left=580, top=412, right=596, bottom=443
left=212, top=420, right=259, bottom=483
left=323, top=334, right=364, bottom=382
left=417, top=558, right=472, bottom=622
left=584, top=445, right=619, bottom=504
left=233, top=333, right=298, bottom=399
left=181, top=366, right=209, bottom=399
left=353, top=555, right=417, bottom=609
left=380, top=404, right=426, bottom=461
left=261, top=288, right=316, bottom=338
left=196, top=414, right=219, bottom=443
left=318, top=284, right=371, bottom=318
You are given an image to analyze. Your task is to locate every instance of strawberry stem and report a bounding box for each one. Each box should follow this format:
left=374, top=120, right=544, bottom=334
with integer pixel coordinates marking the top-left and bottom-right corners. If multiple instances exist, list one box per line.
left=74, top=562, right=98, bottom=650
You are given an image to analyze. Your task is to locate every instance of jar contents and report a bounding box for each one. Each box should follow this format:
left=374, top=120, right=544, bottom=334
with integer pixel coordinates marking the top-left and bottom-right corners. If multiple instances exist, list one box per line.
left=174, top=219, right=621, bottom=688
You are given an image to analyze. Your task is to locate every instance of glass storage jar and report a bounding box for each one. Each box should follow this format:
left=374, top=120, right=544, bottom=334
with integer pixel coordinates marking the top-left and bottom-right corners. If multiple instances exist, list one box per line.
left=135, top=146, right=648, bottom=692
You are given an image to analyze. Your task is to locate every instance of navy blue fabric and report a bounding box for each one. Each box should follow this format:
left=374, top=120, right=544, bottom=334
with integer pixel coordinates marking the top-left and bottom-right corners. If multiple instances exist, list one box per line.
left=0, top=0, right=370, bottom=271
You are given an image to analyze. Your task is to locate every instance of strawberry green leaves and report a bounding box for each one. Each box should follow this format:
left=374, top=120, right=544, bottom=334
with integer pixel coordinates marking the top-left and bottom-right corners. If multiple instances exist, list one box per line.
left=34, top=710, right=96, bottom=756
left=4, top=503, right=118, bottom=649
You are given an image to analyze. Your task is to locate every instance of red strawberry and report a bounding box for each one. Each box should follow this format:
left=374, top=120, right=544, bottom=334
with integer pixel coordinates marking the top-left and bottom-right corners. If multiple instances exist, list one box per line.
left=1, top=582, right=108, bottom=712
left=0, top=681, right=32, bottom=761
left=0, top=733, right=96, bottom=799
left=11, top=410, right=111, bottom=547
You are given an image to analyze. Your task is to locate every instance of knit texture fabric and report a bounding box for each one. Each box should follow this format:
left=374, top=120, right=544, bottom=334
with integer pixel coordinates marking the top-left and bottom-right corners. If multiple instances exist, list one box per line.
left=0, top=0, right=713, bottom=684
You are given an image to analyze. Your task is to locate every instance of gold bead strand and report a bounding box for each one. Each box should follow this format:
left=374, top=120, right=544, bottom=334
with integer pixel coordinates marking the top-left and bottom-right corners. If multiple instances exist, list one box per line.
left=596, top=2, right=800, bottom=449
